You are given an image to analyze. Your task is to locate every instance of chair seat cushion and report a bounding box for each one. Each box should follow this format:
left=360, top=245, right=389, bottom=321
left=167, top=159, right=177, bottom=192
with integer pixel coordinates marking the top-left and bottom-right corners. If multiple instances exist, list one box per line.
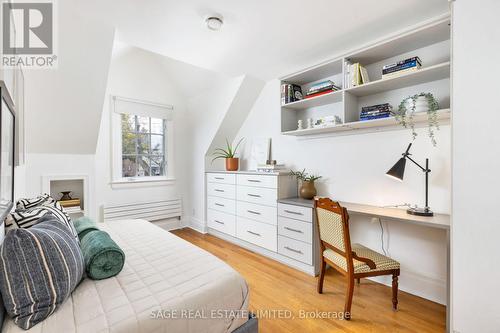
left=323, top=243, right=400, bottom=274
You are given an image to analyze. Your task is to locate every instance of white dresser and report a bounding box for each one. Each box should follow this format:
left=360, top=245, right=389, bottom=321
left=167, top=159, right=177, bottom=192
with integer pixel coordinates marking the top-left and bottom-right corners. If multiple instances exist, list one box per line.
left=206, top=171, right=319, bottom=275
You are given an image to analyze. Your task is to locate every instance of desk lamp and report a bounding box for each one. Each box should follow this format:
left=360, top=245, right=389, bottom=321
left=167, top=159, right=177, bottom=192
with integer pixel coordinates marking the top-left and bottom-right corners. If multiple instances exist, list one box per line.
left=386, top=143, right=433, bottom=216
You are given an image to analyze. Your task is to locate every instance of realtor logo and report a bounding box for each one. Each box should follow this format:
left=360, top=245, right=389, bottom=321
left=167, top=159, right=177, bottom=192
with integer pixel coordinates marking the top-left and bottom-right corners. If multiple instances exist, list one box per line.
left=2, top=1, right=57, bottom=68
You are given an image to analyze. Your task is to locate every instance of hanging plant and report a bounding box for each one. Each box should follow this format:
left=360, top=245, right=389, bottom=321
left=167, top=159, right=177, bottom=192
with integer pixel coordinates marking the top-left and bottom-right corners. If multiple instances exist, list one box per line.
left=393, top=92, right=440, bottom=146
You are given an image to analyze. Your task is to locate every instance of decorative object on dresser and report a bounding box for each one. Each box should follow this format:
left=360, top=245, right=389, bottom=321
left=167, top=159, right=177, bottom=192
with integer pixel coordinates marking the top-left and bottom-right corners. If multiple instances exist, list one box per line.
left=290, top=169, right=322, bottom=200
left=211, top=138, right=244, bottom=171
left=206, top=172, right=320, bottom=275
left=395, top=92, right=440, bottom=146
left=386, top=143, right=433, bottom=216
left=314, top=198, right=400, bottom=320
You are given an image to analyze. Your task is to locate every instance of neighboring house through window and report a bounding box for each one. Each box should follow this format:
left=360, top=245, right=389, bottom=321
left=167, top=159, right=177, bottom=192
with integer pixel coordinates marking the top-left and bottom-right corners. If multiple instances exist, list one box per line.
left=111, top=96, right=174, bottom=183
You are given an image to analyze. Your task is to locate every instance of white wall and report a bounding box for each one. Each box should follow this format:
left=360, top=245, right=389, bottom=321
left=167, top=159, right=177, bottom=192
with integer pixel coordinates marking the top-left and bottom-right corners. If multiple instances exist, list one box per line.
left=451, top=1, right=500, bottom=332
left=234, top=79, right=450, bottom=304
left=94, top=46, right=190, bottom=225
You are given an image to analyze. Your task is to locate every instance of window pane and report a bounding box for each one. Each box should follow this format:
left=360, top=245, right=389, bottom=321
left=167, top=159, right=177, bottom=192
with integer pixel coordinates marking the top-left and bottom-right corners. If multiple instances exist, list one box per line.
left=151, top=134, right=163, bottom=155
left=136, top=116, right=150, bottom=133
left=136, top=134, right=150, bottom=154
left=137, top=155, right=151, bottom=176
left=122, top=131, right=137, bottom=154
left=151, top=118, right=164, bottom=134
left=122, top=156, right=137, bottom=177
left=121, top=114, right=135, bottom=132
left=150, top=155, right=165, bottom=176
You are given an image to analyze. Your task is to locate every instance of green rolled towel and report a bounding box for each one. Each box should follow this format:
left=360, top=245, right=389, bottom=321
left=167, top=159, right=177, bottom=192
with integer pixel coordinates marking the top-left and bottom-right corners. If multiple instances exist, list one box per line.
left=80, top=230, right=125, bottom=280
left=73, top=216, right=99, bottom=240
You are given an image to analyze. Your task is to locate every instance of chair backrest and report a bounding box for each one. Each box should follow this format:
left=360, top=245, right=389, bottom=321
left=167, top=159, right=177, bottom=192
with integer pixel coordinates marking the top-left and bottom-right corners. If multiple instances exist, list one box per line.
left=314, top=198, right=353, bottom=264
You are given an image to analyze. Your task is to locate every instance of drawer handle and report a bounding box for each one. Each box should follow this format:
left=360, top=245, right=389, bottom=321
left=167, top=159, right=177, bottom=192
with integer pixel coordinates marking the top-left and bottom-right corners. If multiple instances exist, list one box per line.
left=247, top=179, right=261, bottom=183
left=247, top=210, right=261, bottom=215
left=214, top=177, right=225, bottom=180
left=284, top=209, right=303, bottom=215
left=247, top=194, right=261, bottom=198
left=284, top=246, right=303, bottom=254
left=284, top=226, right=303, bottom=234
left=214, top=189, right=225, bottom=192
left=247, top=230, right=261, bottom=237
left=215, top=203, right=225, bottom=207
left=214, top=220, right=225, bottom=225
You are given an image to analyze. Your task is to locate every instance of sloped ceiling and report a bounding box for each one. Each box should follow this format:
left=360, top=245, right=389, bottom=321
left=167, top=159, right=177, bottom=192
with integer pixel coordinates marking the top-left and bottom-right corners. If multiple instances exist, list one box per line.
left=25, top=0, right=115, bottom=154
left=75, top=0, right=449, bottom=80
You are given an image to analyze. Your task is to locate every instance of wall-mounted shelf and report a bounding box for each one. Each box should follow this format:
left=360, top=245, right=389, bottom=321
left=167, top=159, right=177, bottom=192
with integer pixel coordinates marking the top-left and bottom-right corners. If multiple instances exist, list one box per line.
left=279, top=17, right=451, bottom=136
left=282, top=109, right=450, bottom=136
left=345, top=62, right=450, bottom=97
left=282, top=90, right=342, bottom=110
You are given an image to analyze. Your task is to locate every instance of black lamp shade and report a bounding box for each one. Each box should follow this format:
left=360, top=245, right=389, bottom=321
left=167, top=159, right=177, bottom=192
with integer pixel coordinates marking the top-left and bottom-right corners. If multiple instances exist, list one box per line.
left=386, top=157, right=406, bottom=181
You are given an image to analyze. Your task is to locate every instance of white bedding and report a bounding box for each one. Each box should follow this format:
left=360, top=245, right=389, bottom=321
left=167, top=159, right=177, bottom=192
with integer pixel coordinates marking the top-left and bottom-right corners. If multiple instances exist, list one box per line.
left=2, top=219, right=249, bottom=333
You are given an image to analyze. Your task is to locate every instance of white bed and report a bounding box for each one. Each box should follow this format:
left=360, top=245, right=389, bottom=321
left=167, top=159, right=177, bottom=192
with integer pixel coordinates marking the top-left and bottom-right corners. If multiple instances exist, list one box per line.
left=2, top=219, right=250, bottom=333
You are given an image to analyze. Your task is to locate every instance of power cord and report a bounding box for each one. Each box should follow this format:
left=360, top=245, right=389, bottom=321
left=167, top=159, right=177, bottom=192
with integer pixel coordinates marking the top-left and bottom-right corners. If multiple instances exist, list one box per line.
left=377, top=217, right=387, bottom=256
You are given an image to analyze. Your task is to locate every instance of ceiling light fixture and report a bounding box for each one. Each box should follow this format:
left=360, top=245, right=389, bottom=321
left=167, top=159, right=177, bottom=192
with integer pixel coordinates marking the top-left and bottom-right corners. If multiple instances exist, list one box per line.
left=206, top=15, right=223, bottom=31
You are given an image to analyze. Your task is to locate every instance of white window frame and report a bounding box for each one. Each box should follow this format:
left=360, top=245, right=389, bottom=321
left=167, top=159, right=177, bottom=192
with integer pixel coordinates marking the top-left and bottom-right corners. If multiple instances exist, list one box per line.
left=110, top=95, right=175, bottom=186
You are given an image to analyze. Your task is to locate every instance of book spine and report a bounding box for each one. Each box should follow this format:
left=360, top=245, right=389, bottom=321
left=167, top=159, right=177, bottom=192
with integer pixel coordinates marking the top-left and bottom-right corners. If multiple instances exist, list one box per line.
left=382, top=61, right=420, bottom=74
left=360, top=114, right=391, bottom=120
left=383, top=57, right=422, bottom=70
left=382, top=67, right=419, bottom=79
left=305, top=89, right=334, bottom=99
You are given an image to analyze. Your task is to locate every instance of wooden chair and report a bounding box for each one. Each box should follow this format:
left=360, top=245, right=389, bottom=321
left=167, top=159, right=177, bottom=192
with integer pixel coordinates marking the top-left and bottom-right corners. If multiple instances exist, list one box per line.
left=314, top=197, right=400, bottom=320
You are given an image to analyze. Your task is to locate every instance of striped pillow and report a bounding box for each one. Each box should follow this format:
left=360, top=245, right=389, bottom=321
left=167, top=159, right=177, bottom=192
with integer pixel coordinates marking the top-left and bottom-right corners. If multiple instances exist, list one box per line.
left=5, top=201, right=78, bottom=241
left=0, top=214, right=84, bottom=329
left=16, top=193, right=55, bottom=210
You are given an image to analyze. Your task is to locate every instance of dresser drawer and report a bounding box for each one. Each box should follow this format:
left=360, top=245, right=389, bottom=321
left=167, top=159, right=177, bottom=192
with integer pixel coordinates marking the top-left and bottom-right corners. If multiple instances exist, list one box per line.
left=278, top=203, right=313, bottom=222
left=237, top=217, right=277, bottom=252
left=206, top=173, right=236, bottom=185
left=207, top=209, right=236, bottom=236
left=207, top=182, right=236, bottom=199
left=237, top=174, right=277, bottom=189
left=207, top=196, right=236, bottom=215
left=278, top=216, right=313, bottom=244
left=278, top=236, right=312, bottom=265
left=237, top=201, right=277, bottom=225
left=237, top=186, right=277, bottom=207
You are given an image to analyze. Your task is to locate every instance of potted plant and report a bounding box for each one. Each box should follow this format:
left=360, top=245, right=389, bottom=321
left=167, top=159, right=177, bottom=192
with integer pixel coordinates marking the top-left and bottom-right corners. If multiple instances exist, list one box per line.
left=211, top=138, right=244, bottom=171
left=290, top=169, right=322, bottom=200
left=393, top=92, right=440, bottom=146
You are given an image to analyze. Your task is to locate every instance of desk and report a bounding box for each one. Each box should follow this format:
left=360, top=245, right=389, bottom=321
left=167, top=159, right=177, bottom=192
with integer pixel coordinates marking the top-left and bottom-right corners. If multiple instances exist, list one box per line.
left=278, top=197, right=450, bottom=332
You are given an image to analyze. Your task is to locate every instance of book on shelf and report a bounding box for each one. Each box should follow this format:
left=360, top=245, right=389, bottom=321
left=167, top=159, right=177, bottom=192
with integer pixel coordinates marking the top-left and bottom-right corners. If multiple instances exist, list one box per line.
left=360, top=113, right=392, bottom=121
left=58, top=199, right=81, bottom=208
left=344, top=61, right=369, bottom=88
left=360, top=103, right=393, bottom=120
left=381, top=66, right=420, bottom=79
left=64, top=206, right=82, bottom=213
left=383, top=56, right=422, bottom=70
left=381, top=56, right=422, bottom=79
left=305, top=80, right=340, bottom=98
left=257, top=164, right=286, bottom=173
left=305, top=89, right=337, bottom=99
left=281, top=83, right=303, bottom=105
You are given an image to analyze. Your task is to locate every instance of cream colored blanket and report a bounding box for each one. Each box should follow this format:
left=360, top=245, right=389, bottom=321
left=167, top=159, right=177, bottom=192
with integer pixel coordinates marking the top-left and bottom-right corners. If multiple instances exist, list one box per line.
left=2, top=219, right=249, bottom=333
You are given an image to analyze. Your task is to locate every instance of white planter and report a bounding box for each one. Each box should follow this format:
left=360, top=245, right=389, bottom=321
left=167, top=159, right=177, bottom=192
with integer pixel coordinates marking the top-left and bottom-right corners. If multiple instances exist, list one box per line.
left=405, top=96, right=429, bottom=113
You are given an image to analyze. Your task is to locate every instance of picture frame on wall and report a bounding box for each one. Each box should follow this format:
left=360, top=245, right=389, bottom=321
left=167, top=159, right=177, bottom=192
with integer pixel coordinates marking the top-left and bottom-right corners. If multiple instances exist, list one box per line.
left=0, top=81, right=16, bottom=221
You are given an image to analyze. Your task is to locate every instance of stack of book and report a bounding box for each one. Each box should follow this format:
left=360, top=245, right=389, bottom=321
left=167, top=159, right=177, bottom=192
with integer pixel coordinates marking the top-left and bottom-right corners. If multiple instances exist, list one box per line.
left=281, top=83, right=303, bottom=105
left=257, top=164, right=286, bottom=173
left=305, top=80, right=341, bottom=99
left=59, top=198, right=81, bottom=213
left=344, top=62, right=370, bottom=88
left=382, top=56, right=422, bottom=79
left=360, top=103, right=393, bottom=121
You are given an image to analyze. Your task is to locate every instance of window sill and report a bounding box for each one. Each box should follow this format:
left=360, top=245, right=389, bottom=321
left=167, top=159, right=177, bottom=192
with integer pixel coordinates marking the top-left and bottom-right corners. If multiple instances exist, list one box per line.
left=110, top=177, right=176, bottom=189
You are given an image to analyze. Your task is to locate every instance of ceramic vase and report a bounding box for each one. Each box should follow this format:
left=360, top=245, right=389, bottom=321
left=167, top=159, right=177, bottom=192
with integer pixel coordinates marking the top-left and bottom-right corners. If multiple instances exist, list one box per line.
left=225, top=158, right=239, bottom=171
left=299, top=181, right=317, bottom=200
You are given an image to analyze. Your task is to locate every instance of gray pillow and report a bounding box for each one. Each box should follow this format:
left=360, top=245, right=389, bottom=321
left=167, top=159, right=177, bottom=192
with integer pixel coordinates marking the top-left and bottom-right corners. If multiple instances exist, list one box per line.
left=0, top=214, right=84, bottom=329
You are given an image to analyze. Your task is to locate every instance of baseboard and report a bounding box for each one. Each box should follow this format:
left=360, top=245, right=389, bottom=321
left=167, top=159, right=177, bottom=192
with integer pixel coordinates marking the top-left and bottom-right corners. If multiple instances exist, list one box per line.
left=189, top=216, right=207, bottom=234
left=367, top=268, right=446, bottom=305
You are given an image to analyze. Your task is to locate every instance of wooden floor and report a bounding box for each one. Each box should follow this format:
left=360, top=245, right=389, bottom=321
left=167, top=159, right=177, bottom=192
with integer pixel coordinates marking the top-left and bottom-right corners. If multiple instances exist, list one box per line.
left=171, top=228, right=445, bottom=333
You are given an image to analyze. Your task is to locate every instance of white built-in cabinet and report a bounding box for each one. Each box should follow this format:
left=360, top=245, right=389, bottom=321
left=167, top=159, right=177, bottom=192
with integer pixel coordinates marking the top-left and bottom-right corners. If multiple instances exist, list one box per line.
left=280, top=17, right=451, bottom=136
left=206, top=171, right=320, bottom=275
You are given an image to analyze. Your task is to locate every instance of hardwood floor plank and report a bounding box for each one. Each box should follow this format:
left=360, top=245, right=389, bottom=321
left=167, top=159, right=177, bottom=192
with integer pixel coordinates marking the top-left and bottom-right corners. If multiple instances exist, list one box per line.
left=171, top=228, right=445, bottom=333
